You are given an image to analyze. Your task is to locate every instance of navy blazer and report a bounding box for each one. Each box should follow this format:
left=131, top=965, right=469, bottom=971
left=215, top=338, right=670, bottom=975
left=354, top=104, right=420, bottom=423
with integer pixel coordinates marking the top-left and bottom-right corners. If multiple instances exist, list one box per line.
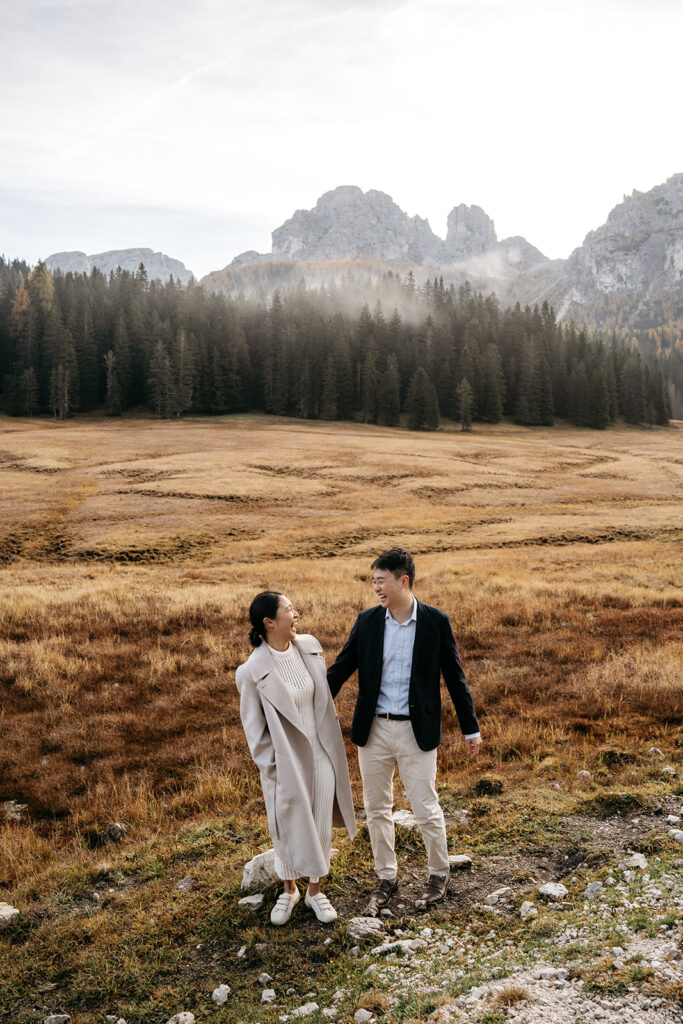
left=327, top=600, right=479, bottom=751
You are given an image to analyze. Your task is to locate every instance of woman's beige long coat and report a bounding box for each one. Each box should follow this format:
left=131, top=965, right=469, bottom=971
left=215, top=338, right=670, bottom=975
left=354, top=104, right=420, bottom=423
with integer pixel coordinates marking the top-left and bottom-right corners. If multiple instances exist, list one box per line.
left=235, top=633, right=356, bottom=879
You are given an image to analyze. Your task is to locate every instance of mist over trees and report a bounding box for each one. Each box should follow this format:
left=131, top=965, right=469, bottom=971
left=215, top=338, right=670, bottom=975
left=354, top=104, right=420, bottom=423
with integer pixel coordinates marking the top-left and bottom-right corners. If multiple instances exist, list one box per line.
left=0, top=257, right=676, bottom=429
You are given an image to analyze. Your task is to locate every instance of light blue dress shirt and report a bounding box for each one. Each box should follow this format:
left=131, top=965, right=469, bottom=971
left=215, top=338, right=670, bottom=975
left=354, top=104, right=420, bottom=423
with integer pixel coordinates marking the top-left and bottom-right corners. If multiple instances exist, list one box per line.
left=375, top=597, right=481, bottom=740
left=375, top=598, right=418, bottom=715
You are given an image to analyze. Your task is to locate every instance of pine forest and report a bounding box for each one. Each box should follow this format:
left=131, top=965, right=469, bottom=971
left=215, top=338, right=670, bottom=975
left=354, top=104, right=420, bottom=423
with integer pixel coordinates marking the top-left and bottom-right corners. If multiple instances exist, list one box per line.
left=0, top=257, right=679, bottom=430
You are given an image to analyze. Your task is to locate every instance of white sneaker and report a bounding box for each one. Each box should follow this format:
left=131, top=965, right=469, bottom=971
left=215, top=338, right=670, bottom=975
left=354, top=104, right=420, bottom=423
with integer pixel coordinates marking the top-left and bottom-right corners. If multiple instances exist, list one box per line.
left=305, top=889, right=337, bottom=923
left=270, top=886, right=300, bottom=925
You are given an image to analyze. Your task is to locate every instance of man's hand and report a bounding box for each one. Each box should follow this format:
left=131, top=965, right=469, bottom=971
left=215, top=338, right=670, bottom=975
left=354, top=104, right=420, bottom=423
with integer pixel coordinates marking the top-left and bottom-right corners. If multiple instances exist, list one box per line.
left=465, top=736, right=482, bottom=758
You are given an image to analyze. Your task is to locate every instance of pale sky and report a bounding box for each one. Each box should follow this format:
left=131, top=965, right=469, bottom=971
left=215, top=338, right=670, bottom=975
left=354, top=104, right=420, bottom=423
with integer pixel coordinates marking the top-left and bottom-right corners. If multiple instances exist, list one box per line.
left=1, top=0, right=681, bottom=278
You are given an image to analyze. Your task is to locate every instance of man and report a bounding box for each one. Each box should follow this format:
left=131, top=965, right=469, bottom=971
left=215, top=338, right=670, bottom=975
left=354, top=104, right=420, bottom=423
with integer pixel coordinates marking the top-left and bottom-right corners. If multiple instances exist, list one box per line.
left=327, top=548, right=481, bottom=915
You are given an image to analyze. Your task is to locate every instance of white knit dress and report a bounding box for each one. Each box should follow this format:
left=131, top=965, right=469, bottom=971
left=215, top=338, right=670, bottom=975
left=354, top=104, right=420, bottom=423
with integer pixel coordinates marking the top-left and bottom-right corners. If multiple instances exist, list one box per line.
left=267, top=643, right=336, bottom=882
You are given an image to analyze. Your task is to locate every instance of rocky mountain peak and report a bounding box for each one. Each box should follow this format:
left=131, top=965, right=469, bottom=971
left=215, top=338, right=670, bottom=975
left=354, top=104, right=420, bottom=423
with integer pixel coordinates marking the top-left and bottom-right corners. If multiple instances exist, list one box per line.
left=45, top=248, right=194, bottom=283
left=445, top=204, right=497, bottom=259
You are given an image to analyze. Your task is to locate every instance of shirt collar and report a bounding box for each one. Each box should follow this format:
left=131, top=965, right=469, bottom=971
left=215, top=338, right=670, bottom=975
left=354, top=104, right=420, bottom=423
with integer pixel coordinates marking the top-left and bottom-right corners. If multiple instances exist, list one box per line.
left=385, top=596, right=417, bottom=625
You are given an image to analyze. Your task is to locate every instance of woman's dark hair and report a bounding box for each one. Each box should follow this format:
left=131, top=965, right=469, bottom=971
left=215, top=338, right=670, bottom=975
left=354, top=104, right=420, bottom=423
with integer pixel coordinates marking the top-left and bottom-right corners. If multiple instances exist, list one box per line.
left=248, top=590, right=283, bottom=647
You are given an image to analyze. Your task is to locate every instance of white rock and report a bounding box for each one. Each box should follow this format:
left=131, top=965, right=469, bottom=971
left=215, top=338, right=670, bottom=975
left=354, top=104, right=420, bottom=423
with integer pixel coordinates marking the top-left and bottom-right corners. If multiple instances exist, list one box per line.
left=539, top=882, right=568, bottom=901
left=212, top=984, right=231, bottom=1006
left=292, top=1004, right=319, bottom=1017
left=671, top=830, right=683, bottom=843
left=520, top=901, right=538, bottom=920
left=166, top=1015, right=195, bottom=1024
left=44, top=1017, right=70, bottom=1024
left=585, top=882, right=604, bottom=899
left=322, top=1011, right=337, bottom=1020
left=176, top=875, right=194, bottom=891
left=0, top=902, right=20, bottom=928
left=241, top=849, right=280, bottom=888
left=662, top=766, right=677, bottom=775
left=666, top=815, right=680, bottom=824
left=262, top=989, right=276, bottom=1003
left=648, top=747, right=664, bottom=757
left=448, top=854, right=472, bottom=870
left=238, top=893, right=264, bottom=908
left=392, top=808, right=418, bottom=828
left=576, top=770, right=591, bottom=778
left=237, top=945, right=247, bottom=958
left=346, top=916, right=385, bottom=941
left=485, top=886, right=512, bottom=905
left=259, top=973, right=273, bottom=985
left=619, top=852, right=648, bottom=870
left=355, top=1011, right=373, bottom=1024
left=613, top=959, right=625, bottom=970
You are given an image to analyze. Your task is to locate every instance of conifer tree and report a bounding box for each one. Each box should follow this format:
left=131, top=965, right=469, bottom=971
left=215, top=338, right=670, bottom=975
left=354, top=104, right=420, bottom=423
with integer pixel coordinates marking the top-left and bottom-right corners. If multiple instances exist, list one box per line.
left=456, top=377, right=474, bottom=431
left=104, top=350, right=122, bottom=416
left=378, top=354, right=401, bottom=427
left=320, top=353, right=338, bottom=420
left=148, top=341, right=172, bottom=418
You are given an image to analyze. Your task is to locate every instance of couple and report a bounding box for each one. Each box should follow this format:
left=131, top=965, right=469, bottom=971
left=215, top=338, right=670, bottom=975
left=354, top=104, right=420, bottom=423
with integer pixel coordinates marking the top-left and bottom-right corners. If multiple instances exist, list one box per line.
left=235, top=548, right=481, bottom=926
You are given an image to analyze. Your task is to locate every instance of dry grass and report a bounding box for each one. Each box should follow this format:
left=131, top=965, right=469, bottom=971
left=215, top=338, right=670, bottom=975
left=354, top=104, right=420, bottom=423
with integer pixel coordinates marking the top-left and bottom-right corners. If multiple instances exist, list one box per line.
left=0, top=414, right=682, bottom=891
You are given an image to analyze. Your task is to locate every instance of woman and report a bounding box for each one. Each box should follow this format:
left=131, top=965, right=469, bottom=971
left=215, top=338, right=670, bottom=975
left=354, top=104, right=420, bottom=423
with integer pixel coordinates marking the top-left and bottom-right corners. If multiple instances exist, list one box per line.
left=235, top=590, right=356, bottom=925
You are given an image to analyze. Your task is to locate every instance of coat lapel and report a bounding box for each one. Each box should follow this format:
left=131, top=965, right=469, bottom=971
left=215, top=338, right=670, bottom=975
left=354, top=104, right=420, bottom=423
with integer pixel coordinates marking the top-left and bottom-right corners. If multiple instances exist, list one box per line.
left=373, top=606, right=386, bottom=690
left=251, top=645, right=307, bottom=736
left=295, top=640, right=330, bottom=727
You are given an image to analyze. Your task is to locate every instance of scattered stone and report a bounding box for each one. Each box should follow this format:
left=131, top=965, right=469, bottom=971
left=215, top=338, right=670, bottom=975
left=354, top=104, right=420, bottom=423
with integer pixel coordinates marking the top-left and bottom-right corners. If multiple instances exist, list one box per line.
left=238, top=893, right=264, bottom=909
left=212, top=984, right=231, bottom=1006
left=2, top=800, right=27, bottom=821
left=619, top=852, right=648, bottom=870
left=322, top=1010, right=337, bottom=1020
left=448, top=854, right=472, bottom=870
left=576, top=770, right=591, bottom=779
left=485, top=886, right=512, bottom=906
left=241, top=849, right=280, bottom=888
left=237, top=945, right=247, bottom=958
left=538, top=882, right=569, bottom=901
left=379, top=908, right=393, bottom=917
left=670, top=829, right=683, bottom=843
left=44, top=1017, right=70, bottom=1024
left=292, top=1004, right=319, bottom=1017
left=347, top=917, right=385, bottom=941
left=613, top=959, right=625, bottom=970
left=520, top=901, right=538, bottom=920
left=262, top=989, right=276, bottom=1003
left=102, top=822, right=127, bottom=844
left=0, top=902, right=20, bottom=928
left=259, top=973, right=273, bottom=985
left=355, top=1011, right=373, bottom=1024
left=663, top=765, right=677, bottom=775
left=666, top=814, right=680, bottom=824
left=392, top=809, right=418, bottom=828
left=648, top=747, right=664, bottom=757
left=176, top=875, right=194, bottom=892
left=585, top=881, right=604, bottom=899
left=166, top=1015, right=194, bottom=1024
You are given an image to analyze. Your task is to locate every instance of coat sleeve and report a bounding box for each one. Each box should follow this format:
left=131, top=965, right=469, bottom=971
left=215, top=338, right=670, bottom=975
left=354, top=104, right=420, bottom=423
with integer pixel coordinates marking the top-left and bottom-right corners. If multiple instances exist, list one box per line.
left=439, top=613, right=479, bottom=736
left=326, top=614, right=360, bottom=698
left=236, top=665, right=276, bottom=782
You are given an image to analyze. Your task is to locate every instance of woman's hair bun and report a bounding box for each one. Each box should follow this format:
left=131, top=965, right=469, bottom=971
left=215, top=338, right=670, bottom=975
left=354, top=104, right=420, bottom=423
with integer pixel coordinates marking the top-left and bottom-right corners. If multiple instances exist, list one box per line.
left=249, top=626, right=263, bottom=647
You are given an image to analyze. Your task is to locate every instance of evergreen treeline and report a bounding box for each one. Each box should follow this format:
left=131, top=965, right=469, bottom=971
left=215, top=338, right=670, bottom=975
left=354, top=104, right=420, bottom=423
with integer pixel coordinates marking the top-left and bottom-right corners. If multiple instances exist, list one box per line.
left=0, top=258, right=673, bottom=429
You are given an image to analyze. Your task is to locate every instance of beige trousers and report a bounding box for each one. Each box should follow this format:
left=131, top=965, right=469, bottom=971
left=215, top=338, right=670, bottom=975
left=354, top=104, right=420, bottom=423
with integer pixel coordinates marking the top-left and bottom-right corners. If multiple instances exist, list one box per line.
left=357, top=716, right=450, bottom=881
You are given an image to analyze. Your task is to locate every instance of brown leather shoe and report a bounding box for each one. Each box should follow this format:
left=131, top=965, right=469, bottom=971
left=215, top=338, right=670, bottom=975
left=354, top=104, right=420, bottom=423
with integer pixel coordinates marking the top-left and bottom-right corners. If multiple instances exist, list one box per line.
left=415, top=873, right=449, bottom=910
left=362, top=877, right=398, bottom=917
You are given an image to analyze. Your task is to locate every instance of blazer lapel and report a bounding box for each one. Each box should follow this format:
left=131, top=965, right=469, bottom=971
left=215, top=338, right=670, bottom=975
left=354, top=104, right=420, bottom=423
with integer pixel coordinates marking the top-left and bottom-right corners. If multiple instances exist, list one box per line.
left=409, top=601, right=428, bottom=681
left=373, top=606, right=386, bottom=689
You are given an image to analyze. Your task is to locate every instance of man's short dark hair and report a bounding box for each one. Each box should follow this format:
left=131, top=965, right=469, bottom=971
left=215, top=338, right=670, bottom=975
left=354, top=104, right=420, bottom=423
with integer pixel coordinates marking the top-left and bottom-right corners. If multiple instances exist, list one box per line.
left=371, top=548, right=415, bottom=588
